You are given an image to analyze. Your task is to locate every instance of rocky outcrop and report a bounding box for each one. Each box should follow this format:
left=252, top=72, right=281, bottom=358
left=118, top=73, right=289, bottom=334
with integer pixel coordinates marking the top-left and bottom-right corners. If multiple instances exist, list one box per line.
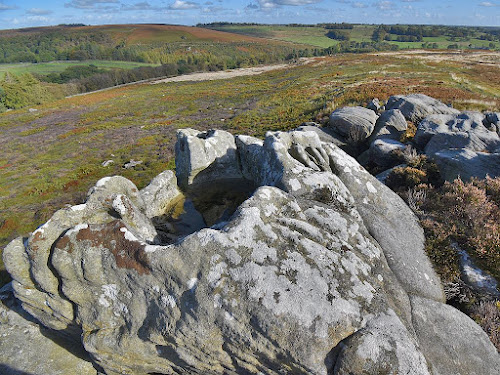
left=175, top=128, right=242, bottom=190
left=367, top=98, right=381, bottom=113
left=433, top=148, right=500, bottom=181
left=368, top=108, right=407, bottom=143
left=3, top=126, right=499, bottom=375
left=414, top=111, right=500, bottom=153
left=350, top=95, right=500, bottom=181
left=484, top=112, right=500, bottom=133
left=385, top=93, right=459, bottom=122
left=369, top=138, right=406, bottom=167
left=328, top=106, right=378, bottom=146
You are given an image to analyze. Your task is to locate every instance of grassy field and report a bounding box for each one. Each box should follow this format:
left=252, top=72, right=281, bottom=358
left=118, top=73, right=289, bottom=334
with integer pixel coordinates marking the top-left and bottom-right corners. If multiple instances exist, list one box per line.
left=1, top=50, right=500, bottom=285
left=0, top=60, right=159, bottom=76
left=204, top=24, right=500, bottom=51
left=211, top=25, right=336, bottom=48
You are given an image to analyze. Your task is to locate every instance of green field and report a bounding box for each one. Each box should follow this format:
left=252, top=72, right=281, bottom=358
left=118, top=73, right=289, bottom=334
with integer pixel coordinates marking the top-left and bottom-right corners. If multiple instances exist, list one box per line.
left=0, top=60, right=158, bottom=76
left=203, top=23, right=500, bottom=51
left=211, top=25, right=337, bottom=48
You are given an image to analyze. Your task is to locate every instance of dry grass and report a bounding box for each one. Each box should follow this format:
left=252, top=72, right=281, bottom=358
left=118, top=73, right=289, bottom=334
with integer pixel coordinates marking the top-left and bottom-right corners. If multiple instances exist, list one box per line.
left=471, top=300, right=500, bottom=351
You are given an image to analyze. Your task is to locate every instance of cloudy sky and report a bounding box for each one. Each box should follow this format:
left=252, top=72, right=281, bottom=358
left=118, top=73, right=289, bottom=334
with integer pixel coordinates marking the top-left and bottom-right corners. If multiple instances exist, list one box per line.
left=0, top=0, right=498, bottom=29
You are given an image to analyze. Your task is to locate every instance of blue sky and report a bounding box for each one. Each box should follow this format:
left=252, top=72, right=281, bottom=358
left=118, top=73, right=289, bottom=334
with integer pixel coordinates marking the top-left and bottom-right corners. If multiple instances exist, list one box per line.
left=0, top=0, right=499, bottom=29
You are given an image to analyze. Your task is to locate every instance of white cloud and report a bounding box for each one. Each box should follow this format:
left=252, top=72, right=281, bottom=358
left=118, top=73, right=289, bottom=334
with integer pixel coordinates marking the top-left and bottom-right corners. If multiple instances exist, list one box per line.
left=352, top=2, right=368, bottom=8
left=479, top=1, right=497, bottom=6
left=120, top=2, right=162, bottom=11
left=27, top=15, right=50, bottom=22
left=202, top=5, right=224, bottom=13
left=26, top=8, right=53, bottom=15
left=168, top=0, right=200, bottom=9
left=375, top=1, right=392, bottom=10
left=255, top=0, right=322, bottom=9
left=64, top=0, right=118, bottom=9
left=0, top=2, right=16, bottom=11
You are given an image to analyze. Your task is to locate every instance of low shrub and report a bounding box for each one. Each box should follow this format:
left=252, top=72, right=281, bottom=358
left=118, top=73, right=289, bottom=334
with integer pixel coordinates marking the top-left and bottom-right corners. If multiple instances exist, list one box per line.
left=384, top=154, right=500, bottom=350
left=471, top=300, right=500, bottom=351
left=385, top=152, right=442, bottom=190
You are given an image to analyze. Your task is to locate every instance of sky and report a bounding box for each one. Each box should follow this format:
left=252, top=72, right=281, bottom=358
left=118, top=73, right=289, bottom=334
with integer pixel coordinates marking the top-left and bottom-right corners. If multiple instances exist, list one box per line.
left=0, top=0, right=499, bottom=30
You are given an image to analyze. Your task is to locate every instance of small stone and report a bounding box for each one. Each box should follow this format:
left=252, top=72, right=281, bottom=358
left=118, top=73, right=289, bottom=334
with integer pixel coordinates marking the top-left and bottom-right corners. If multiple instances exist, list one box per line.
left=123, top=160, right=143, bottom=169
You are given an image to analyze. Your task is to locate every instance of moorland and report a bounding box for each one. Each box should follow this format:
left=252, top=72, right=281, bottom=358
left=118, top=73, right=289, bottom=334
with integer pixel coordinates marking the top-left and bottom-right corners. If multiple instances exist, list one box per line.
left=1, top=22, right=500, bottom=349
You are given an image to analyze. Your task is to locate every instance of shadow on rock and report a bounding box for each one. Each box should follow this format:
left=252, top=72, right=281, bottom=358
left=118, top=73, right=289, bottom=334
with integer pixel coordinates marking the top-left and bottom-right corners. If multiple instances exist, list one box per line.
left=0, top=364, right=36, bottom=375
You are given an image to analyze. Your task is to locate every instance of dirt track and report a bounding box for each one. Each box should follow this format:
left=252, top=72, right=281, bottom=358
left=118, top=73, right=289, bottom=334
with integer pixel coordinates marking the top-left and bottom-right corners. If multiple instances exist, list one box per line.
left=150, top=63, right=291, bottom=84
left=66, top=59, right=312, bottom=98
left=150, top=58, right=317, bottom=84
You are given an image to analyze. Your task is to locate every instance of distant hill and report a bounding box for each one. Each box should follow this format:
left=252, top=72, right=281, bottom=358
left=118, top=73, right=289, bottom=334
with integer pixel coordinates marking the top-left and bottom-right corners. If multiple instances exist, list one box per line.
left=0, top=23, right=307, bottom=65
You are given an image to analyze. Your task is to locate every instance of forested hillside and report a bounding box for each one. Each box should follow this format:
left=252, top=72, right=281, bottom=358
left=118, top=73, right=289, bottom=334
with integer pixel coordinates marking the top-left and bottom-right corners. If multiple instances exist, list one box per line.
left=0, top=24, right=306, bottom=64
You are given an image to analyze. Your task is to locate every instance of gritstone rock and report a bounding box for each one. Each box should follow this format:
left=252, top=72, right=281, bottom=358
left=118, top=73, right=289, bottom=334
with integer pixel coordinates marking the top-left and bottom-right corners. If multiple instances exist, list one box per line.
left=369, top=138, right=406, bottom=168
left=368, top=108, right=408, bottom=144
left=2, top=127, right=499, bottom=375
left=385, top=94, right=459, bottom=123
left=414, top=111, right=500, bottom=152
left=433, top=148, right=500, bottom=181
left=366, top=98, right=381, bottom=113
left=0, top=284, right=98, bottom=375
left=328, top=106, right=378, bottom=146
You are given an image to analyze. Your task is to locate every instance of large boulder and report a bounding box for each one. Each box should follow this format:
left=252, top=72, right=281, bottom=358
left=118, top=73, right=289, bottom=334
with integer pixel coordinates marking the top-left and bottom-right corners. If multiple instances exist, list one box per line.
left=369, top=138, right=406, bottom=167
left=410, top=296, right=500, bottom=375
left=414, top=111, right=500, bottom=152
left=366, top=98, right=381, bottom=113
left=297, top=123, right=359, bottom=156
left=433, top=148, right=500, bottom=181
left=386, top=94, right=459, bottom=123
left=411, top=111, right=500, bottom=181
left=328, top=106, right=378, bottom=146
left=425, top=131, right=500, bottom=157
left=175, top=128, right=242, bottom=190
left=368, top=108, right=408, bottom=143
left=3, top=128, right=499, bottom=375
left=140, top=170, right=182, bottom=218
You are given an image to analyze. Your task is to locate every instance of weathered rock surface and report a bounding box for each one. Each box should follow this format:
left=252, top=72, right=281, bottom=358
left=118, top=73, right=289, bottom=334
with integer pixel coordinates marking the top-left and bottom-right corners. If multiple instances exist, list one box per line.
left=410, top=296, right=500, bottom=375
left=297, top=124, right=359, bottom=156
left=385, top=94, right=459, bottom=122
left=484, top=112, right=500, bottom=133
left=367, top=98, right=381, bottom=113
left=369, top=138, right=406, bottom=167
left=175, top=128, right=242, bottom=190
left=328, top=106, right=378, bottom=146
left=2, top=126, right=499, bottom=375
left=0, top=284, right=98, bottom=375
left=140, top=170, right=182, bottom=218
left=433, top=148, right=500, bottom=181
left=368, top=108, right=408, bottom=143
left=414, top=111, right=500, bottom=153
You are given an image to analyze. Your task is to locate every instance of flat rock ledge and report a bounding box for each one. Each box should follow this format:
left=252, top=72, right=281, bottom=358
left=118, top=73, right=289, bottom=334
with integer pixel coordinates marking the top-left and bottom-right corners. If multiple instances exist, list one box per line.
left=2, top=127, right=499, bottom=375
